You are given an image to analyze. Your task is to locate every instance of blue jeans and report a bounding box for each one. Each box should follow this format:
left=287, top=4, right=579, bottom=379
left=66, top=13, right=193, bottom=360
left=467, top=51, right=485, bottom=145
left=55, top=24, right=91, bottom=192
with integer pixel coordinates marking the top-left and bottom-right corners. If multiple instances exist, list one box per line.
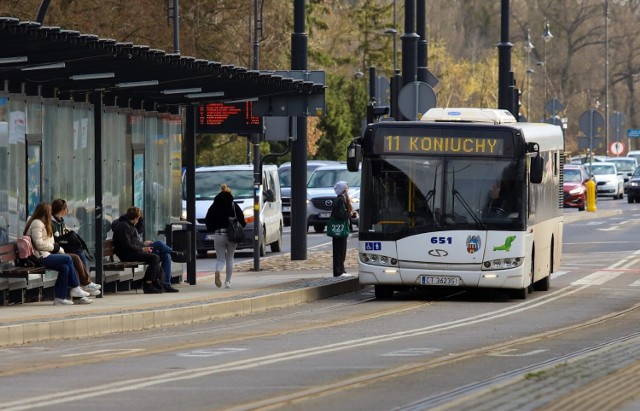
left=43, top=254, right=80, bottom=299
left=151, top=241, right=173, bottom=285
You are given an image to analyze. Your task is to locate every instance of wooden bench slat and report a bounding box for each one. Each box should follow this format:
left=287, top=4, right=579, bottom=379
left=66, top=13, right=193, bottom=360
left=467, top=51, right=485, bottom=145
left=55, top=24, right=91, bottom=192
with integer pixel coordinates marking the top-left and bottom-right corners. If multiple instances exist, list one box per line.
left=0, top=243, right=47, bottom=281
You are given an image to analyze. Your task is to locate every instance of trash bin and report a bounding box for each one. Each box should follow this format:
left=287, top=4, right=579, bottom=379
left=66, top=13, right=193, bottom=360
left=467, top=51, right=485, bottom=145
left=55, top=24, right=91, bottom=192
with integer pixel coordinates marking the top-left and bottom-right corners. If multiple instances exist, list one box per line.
left=165, top=222, right=192, bottom=263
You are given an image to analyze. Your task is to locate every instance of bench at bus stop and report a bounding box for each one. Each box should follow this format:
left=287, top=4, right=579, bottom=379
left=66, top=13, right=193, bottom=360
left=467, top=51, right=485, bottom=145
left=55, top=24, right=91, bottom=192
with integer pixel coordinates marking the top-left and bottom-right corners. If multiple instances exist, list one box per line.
left=91, top=239, right=146, bottom=293
left=0, top=243, right=53, bottom=305
left=90, top=239, right=183, bottom=293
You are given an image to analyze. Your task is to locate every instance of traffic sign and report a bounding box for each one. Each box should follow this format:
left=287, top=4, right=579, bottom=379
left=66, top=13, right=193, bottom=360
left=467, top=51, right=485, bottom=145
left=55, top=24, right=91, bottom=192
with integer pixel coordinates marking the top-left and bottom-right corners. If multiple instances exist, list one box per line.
left=579, top=109, right=604, bottom=137
left=627, top=129, right=640, bottom=138
left=610, top=141, right=625, bottom=156
left=398, top=81, right=437, bottom=120
left=545, top=98, right=565, bottom=115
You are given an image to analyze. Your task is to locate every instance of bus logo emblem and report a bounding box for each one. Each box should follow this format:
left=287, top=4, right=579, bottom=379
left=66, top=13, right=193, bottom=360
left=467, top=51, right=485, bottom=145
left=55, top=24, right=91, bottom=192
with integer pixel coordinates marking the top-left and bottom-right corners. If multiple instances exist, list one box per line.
left=428, top=249, right=448, bottom=257
left=466, top=235, right=481, bottom=254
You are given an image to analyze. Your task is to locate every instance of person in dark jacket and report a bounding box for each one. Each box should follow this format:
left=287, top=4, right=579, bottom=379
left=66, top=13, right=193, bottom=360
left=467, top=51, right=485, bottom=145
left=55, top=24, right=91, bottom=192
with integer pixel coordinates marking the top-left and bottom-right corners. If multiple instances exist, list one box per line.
left=331, top=181, right=354, bottom=278
left=111, top=207, right=164, bottom=294
left=112, top=213, right=182, bottom=293
left=204, top=184, right=246, bottom=288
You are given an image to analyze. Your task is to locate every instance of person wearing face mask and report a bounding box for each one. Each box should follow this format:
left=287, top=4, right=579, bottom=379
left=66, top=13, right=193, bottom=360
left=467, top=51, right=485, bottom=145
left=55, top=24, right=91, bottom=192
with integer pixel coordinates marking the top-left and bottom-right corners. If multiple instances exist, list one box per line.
left=331, top=181, right=354, bottom=278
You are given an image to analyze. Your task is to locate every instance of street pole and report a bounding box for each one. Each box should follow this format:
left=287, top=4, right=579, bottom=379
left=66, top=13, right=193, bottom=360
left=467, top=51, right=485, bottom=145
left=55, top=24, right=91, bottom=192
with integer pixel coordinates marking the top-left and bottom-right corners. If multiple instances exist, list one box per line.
left=605, top=0, right=610, bottom=151
left=525, top=29, right=534, bottom=121
left=497, top=0, right=512, bottom=112
left=291, top=0, right=308, bottom=260
left=542, top=18, right=553, bottom=121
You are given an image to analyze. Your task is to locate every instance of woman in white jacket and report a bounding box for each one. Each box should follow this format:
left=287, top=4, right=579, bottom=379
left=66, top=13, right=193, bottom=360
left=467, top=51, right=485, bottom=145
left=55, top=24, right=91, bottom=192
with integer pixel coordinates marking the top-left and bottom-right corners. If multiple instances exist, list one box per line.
left=24, top=202, right=92, bottom=305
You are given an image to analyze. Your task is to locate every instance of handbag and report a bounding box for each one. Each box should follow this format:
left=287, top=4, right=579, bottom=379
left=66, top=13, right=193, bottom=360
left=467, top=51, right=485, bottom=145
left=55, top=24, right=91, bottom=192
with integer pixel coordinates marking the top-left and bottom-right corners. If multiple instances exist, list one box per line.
left=326, top=198, right=350, bottom=238
left=226, top=203, right=245, bottom=243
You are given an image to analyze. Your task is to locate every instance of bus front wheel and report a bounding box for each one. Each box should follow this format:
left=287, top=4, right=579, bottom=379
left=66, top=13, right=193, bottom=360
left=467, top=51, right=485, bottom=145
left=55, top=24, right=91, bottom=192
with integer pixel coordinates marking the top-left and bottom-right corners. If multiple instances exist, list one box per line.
left=375, top=285, right=394, bottom=299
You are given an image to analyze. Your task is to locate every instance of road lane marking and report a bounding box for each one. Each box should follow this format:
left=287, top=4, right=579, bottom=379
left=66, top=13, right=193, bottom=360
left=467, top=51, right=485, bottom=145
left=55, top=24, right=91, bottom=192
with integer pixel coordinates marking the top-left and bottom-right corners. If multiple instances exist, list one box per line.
left=0, top=285, right=590, bottom=411
left=571, top=271, right=624, bottom=286
left=61, top=349, right=145, bottom=358
left=489, top=348, right=548, bottom=357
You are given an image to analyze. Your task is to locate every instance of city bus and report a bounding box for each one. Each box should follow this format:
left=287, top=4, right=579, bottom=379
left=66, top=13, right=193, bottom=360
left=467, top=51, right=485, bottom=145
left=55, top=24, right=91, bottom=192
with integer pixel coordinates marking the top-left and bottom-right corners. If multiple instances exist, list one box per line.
left=347, top=108, right=564, bottom=299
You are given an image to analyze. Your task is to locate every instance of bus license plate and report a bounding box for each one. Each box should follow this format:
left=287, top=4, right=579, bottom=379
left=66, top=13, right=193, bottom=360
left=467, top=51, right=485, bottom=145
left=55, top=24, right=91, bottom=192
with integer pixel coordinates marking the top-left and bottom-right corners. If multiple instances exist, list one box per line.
left=421, top=275, right=459, bottom=286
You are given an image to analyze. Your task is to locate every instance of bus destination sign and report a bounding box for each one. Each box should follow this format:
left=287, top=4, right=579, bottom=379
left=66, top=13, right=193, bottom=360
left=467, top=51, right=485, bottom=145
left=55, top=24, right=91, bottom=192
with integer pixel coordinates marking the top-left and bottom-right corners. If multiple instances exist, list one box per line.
left=376, top=133, right=506, bottom=156
left=197, top=102, right=262, bottom=134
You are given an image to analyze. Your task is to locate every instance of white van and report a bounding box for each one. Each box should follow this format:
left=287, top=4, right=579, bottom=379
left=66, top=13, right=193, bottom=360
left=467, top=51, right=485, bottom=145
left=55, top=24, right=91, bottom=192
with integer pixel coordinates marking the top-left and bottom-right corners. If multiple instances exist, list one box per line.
left=182, top=164, right=283, bottom=257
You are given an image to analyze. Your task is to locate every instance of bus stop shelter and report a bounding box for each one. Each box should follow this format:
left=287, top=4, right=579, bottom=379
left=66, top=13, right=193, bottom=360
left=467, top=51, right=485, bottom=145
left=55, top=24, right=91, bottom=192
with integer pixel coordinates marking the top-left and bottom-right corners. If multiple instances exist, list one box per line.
left=0, top=17, right=325, bottom=288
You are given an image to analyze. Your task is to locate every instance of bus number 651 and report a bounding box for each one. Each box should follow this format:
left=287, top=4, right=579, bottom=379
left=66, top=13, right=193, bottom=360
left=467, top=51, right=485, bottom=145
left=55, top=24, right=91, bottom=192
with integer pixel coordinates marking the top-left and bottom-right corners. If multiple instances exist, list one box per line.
left=431, top=236, right=452, bottom=244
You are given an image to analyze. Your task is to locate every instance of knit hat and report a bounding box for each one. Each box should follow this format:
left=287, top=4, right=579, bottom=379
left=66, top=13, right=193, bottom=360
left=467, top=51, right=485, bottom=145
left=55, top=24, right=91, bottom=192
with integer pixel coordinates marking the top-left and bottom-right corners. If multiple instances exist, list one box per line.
left=334, top=181, right=349, bottom=195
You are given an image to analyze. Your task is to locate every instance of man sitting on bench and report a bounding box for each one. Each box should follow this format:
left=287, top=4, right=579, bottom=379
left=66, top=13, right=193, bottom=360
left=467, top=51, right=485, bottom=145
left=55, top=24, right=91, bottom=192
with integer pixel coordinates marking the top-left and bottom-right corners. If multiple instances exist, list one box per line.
left=112, top=208, right=182, bottom=293
left=111, top=207, right=165, bottom=294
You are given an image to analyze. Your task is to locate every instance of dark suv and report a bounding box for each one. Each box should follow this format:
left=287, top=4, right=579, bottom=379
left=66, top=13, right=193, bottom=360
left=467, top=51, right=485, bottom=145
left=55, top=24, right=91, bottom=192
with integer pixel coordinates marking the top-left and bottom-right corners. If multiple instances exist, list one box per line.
left=279, top=160, right=339, bottom=226
left=627, top=166, right=640, bottom=203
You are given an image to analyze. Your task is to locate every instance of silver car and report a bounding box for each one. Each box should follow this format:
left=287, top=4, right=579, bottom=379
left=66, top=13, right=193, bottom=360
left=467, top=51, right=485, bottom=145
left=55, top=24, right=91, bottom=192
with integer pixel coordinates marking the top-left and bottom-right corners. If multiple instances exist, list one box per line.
left=586, top=162, right=624, bottom=199
left=306, top=164, right=361, bottom=233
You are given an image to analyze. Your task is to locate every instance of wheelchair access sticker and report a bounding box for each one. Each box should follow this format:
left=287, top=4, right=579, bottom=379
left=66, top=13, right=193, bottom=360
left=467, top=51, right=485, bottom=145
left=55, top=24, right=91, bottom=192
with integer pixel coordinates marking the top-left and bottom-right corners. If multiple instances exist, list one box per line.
left=365, top=242, right=382, bottom=251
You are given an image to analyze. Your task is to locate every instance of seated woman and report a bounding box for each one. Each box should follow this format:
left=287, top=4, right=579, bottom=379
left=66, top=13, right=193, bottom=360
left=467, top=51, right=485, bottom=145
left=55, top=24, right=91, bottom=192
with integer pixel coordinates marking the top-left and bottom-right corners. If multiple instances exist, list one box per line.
left=24, top=202, right=92, bottom=305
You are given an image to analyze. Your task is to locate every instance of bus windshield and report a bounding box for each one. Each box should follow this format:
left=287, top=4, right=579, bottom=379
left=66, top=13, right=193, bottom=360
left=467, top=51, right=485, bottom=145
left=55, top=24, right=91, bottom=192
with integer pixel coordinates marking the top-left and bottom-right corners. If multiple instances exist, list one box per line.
left=360, top=156, right=525, bottom=236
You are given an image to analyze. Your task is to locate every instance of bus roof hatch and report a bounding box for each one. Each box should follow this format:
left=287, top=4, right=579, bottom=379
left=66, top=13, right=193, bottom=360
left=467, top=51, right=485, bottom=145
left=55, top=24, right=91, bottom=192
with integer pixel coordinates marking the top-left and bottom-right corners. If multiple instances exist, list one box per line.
left=421, top=108, right=517, bottom=124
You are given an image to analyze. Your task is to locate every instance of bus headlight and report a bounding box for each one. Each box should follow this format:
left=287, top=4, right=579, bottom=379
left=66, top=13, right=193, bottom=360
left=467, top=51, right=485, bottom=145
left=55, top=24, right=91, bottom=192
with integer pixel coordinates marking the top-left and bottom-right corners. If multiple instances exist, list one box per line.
left=360, top=253, right=398, bottom=267
left=482, top=257, right=523, bottom=270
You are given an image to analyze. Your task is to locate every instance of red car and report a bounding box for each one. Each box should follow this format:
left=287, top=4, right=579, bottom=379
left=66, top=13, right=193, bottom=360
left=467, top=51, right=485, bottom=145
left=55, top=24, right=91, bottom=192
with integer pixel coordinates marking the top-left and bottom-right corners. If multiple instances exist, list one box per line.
left=563, top=164, right=590, bottom=211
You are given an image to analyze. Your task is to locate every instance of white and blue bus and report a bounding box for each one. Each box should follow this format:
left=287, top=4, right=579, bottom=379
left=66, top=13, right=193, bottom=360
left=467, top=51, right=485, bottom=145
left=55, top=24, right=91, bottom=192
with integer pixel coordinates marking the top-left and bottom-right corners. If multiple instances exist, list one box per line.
left=347, top=108, right=564, bottom=299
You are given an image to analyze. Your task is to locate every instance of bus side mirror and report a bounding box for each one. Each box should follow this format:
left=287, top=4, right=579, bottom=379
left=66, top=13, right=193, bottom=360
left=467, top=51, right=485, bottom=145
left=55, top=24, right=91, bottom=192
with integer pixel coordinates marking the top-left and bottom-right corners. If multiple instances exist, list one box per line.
left=347, top=141, right=361, bottom=172
left=530, top=155, right=544, bottom=184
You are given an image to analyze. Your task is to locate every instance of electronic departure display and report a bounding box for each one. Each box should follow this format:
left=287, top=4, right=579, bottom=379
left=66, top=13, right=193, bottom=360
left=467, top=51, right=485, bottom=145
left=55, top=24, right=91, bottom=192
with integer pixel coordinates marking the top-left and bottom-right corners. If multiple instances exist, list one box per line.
left=196, top=102, right=262, bottom=134
left=372, top=128, right=513, bottom=157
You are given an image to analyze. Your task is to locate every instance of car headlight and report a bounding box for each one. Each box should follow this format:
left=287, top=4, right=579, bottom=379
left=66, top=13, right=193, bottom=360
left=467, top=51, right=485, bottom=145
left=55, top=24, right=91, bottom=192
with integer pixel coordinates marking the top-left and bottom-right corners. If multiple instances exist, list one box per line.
left=569, top=187, right=584, bottom=195
left=243, top=207, right=255, bottom=223
left=630, top=181, right=640, bottom=187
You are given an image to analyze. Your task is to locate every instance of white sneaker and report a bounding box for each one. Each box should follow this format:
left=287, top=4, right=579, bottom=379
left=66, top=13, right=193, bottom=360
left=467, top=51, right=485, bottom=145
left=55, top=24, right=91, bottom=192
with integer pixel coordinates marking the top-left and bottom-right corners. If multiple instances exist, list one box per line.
left=83, top=282, right=101, bottom=291
left=86, top=289, right=101, bottom=296
left=54, top=298, right=74, bottom=305
left=70, top=287, right=90, bottom=298
left=224, top=281, right=231, bottom=288
left=76, top=296, right=93, bottom=304
left=338, top=273, right=353, bottom=278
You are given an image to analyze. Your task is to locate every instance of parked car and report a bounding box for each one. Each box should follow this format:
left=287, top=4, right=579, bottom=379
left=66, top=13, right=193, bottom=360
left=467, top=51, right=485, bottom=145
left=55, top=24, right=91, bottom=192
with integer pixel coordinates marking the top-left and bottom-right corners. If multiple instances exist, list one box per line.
left=585, top=162, right=624, bottom=199
left=306, top=164, right=361, bottom=233
left=627, top=150, right=640, bottom=162
left=279, top=160, right=339, bottom=226
left=627, top=166, right=640, bottom=203
left=182, top=164, right=283, bottom=257
left=605, top=156, right=638, bottom=193
left=563, top=164, right=590, bottom=211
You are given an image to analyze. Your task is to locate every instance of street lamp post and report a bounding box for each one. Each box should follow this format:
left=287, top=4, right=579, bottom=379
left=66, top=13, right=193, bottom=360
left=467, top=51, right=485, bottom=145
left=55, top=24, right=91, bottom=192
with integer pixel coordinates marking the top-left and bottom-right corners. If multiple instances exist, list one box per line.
left=542, top=18, right=553, bottom=121
left=385, top=0, right=398, bottom=74
left=524, top=29, right=535, bottom=121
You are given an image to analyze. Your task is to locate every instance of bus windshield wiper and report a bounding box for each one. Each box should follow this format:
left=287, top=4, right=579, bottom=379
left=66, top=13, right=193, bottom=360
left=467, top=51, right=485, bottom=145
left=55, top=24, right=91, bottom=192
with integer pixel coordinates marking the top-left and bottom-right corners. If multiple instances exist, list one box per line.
left=452, top=189, right=486, bottom=230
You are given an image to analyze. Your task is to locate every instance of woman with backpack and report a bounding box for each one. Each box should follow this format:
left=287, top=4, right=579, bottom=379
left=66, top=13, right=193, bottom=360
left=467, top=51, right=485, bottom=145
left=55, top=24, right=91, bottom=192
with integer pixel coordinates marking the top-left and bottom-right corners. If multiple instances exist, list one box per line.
left=204, top=183, right=246, bottom=289
left=25, top=202, right=92, bottom=305
left=51, top=199, right=101, bottom=296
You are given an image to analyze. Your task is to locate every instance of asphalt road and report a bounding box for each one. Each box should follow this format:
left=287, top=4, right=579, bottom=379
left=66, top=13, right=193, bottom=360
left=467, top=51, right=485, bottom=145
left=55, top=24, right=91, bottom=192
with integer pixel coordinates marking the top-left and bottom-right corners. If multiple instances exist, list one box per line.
left=1, top=198, right=640, bottom=411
